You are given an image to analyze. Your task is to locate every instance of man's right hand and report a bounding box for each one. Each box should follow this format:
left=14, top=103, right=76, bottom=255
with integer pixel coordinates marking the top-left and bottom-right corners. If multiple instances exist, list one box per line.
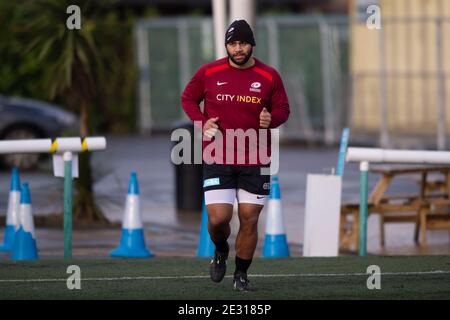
left=203, top=117, right=219, bottom=139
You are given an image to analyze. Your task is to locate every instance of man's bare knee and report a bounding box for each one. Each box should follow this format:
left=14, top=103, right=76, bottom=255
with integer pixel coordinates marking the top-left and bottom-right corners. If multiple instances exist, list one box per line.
left=239, top=222, right=259, bottom=237
left=239, top=216, right=259, bottom=229
left=238, top=204, right=262, bottom=223
left=207, top=204, right=233, bottom=227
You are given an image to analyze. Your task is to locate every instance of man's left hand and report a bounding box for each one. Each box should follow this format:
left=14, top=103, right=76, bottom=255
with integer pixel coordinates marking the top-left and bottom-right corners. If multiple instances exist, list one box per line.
left=259, top=108, right=271, bottom=128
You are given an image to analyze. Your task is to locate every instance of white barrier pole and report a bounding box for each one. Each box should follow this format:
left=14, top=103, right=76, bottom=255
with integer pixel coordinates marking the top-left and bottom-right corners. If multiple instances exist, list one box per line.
left=346, top=147, right=450, bottom=165
left=0, top=137, right=106, bottom=154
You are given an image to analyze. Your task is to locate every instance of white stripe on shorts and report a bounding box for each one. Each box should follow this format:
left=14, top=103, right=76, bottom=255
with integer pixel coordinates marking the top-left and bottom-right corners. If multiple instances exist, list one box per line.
left=204, top=189, right=236, bottom=205
left=205, top=189, right=266, bottom=206
left=237, top=188, right=267, bottom=205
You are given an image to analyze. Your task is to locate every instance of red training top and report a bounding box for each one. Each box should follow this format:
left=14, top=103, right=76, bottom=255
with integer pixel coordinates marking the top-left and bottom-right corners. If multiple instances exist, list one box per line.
left=181, top=57, right=290, bottom=166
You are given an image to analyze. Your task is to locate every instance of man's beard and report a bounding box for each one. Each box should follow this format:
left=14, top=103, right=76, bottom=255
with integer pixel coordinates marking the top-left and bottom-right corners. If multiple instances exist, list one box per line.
left=227, top=47, right=253, bottom=65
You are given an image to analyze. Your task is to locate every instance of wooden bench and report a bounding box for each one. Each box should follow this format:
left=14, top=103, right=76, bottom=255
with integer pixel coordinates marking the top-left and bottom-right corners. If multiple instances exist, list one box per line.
left=418, top=197, right=450, bottom=246
left=339, top=165, right=450, bottom=251
left=339, top=196, right=424, bottom=251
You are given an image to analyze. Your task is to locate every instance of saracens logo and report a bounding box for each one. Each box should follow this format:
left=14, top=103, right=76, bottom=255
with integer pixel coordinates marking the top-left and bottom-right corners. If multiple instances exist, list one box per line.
left=250, top=82, right=261, bottom=93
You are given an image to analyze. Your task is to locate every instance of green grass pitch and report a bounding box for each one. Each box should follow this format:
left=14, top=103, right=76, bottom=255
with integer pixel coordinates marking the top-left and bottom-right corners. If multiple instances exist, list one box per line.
left=0, top=256, right=449, bottom=299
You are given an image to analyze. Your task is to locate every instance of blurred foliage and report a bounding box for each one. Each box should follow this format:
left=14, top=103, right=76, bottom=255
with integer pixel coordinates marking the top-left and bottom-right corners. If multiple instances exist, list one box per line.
left=0, top=1, right=47, bottom=102
left=0, top=0, right=138, bottom=134
left=0, top=0, right=143, bottom=222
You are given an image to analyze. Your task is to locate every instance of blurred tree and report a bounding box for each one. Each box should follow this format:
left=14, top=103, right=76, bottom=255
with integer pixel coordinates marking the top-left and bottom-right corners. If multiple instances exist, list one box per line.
left=20, top=0, right=114, bottom=223
left=0, top=1, right=48, bottom=101
left=92, top=9, right=137, bottom=133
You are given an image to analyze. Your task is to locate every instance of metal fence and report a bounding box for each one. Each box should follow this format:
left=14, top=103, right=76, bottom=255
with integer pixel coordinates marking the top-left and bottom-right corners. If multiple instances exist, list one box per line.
left=135, top=15, right=350, bottom=145
left=351, top=16, right=450, bottom=150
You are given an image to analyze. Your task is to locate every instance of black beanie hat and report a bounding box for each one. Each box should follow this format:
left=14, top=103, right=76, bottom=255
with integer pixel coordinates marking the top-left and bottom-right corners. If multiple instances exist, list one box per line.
left=225, top=20, right=255, bottom=46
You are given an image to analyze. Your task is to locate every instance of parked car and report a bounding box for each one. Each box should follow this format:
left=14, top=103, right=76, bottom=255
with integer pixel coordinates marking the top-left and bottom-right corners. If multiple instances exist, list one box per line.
left=0, top=95, right=79, bottom=170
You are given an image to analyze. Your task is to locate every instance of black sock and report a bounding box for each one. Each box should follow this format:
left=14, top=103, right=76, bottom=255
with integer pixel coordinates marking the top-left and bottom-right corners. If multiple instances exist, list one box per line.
left=212, top=240, right=229, bottom=254
left=234, top=256, right=252, bottom=275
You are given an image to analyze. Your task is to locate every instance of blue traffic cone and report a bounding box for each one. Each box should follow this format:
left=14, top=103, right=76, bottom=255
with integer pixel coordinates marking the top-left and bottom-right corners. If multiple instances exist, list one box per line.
left=11, top=183, right=38, bottom=260
left=110, top=172, right=154, bottom=258
left=262, top=176, right=290, bottom=258
left=197, top=200, right=215, bottom=257
left=0, top=168, right=21, bottom=252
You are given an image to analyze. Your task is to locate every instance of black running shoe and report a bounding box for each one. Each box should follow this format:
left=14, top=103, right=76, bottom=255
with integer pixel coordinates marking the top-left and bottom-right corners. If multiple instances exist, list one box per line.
left=233, top=272, right=253, bottom=292
left=209, top=246, right=229, bottom=283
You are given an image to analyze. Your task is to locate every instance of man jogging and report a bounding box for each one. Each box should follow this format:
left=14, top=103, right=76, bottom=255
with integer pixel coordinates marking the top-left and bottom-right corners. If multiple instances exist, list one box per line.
left=181, top=19, right=290, bottom=291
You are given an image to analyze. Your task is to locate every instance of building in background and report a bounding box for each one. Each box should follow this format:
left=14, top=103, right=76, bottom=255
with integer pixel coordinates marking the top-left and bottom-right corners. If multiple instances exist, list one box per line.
left=350, top=0, right=450, bottom=149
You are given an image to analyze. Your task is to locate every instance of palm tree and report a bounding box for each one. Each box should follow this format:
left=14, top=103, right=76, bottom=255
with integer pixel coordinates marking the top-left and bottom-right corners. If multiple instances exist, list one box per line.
left=21, top=0, right=112, bottom=223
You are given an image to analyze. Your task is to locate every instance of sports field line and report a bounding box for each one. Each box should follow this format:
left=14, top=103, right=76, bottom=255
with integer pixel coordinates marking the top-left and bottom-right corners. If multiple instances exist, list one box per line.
left=1, top=270, right=449, bottom=283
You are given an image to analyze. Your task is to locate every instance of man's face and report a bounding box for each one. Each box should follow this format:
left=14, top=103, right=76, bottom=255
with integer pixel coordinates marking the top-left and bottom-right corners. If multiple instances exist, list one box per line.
left=226, top=41, right=253, bottom=66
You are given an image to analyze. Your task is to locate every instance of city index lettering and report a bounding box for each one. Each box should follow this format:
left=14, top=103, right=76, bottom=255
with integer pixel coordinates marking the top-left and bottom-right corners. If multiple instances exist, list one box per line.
left=237, top=95, right=261, bottom=104
left=216, top=94, right=261, bottom=104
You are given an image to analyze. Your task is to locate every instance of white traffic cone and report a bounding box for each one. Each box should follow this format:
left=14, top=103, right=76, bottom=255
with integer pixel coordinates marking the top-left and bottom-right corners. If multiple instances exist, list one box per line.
left=0, top=167, right=21, bottom=252
left=11, top=183, right=38, bottom=260
left=110, top=172, right=154, bottom=258
left=262, top=176, right=290, bottom=257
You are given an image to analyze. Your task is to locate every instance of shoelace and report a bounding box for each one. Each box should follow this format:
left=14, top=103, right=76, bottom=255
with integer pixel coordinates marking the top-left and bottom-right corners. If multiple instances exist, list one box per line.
left=211, top=254, right=222, bottom=265
left=238, top=276, right=248, bottom=284
left=213, top=251, right=228, bottom=264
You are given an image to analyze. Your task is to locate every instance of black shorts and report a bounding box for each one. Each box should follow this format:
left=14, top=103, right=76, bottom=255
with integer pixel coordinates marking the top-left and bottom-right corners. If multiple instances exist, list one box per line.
left=203, top=163, right=271, bottom=195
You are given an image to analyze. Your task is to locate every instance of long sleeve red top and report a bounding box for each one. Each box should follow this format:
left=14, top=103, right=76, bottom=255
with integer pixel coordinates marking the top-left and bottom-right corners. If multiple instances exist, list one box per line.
left=181, top=57, right=290, bottom=166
